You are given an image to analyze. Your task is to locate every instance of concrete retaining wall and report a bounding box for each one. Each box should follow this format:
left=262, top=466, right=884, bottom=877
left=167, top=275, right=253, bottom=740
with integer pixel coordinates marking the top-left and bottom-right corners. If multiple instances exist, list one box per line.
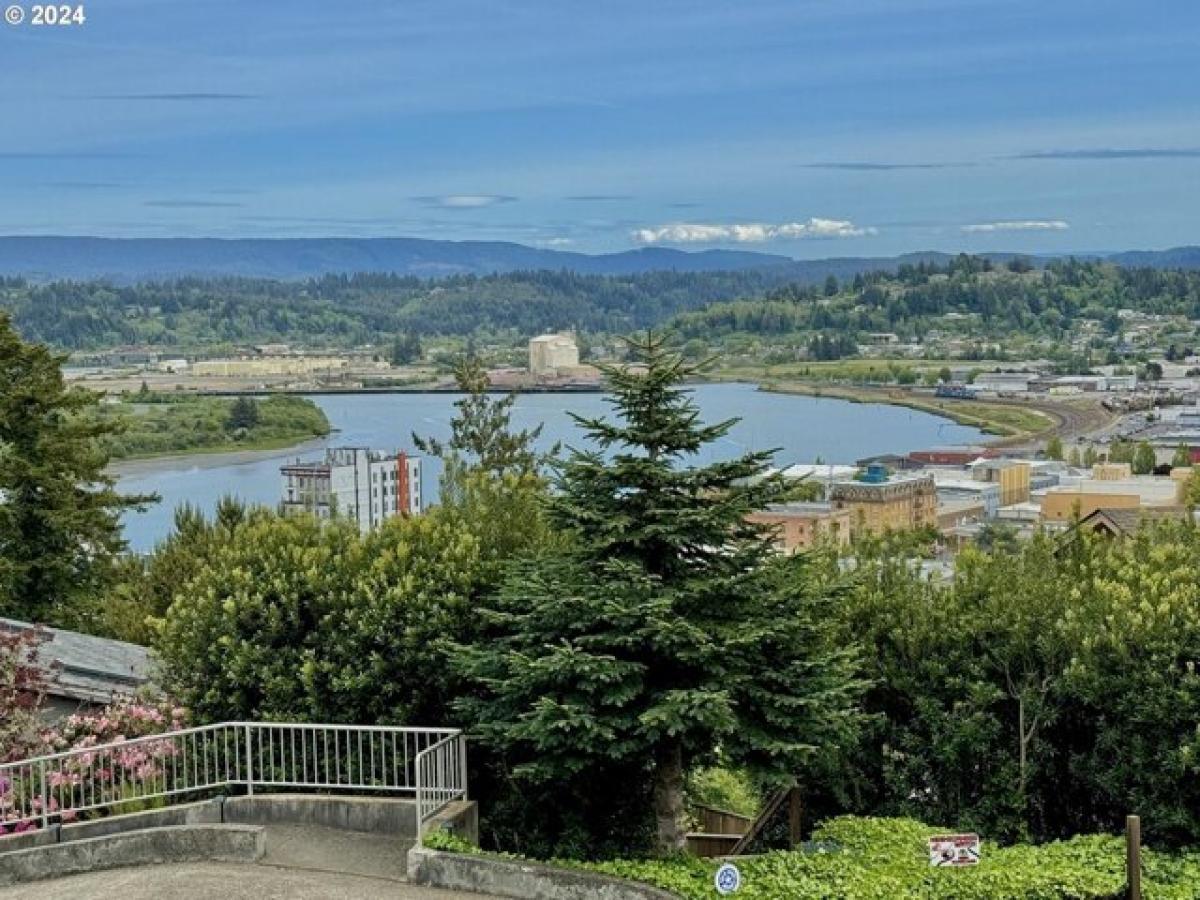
left=0, top=798, right=225, bottom=854
left=224, top=794, right=419, bottom=837
left=0, top=824, right=264, bottom=886
left=408, top=848, right=680, bottom=900
left=423, top=800, right=480, bottom=845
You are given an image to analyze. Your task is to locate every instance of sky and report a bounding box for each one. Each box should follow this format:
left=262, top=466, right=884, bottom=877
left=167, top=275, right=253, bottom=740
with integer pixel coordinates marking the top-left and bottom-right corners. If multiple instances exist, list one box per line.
left=3, top=0, right=1200, bottom=257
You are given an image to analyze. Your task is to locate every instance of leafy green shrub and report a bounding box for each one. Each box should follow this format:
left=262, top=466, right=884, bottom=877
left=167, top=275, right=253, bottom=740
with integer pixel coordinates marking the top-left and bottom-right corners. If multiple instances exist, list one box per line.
left=686, top=766, right=761, bottom=819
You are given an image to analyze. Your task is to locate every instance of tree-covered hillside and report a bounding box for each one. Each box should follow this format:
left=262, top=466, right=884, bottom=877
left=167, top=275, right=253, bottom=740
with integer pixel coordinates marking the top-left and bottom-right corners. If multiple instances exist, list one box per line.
left=673, top=256, right=1200, bottom=347
left=0, top=269, right=781, bottom=350
left=5, top=256, right=1200, bottom=354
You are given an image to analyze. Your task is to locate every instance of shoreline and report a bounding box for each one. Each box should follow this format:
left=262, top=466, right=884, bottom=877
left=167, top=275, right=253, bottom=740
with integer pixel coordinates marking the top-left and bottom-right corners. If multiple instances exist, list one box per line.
left=756, top=380, right=1063, bottom=444
left=108, top=435, right=331, bottom=477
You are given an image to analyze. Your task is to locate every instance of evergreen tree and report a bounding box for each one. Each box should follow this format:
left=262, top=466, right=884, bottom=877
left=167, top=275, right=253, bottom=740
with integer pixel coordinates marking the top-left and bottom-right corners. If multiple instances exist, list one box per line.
left=1171, top=444, right=1192, bottom=469
left=1045, top=435, right=1064, bottom=461
left=0, top=315, right=153, bottom=624
left=226, top=395, right=260, bottom=431
left=453, top=332, right=863, bottom=855
left=1133, top=441, right=1157, bottom=475
left=414, top=354, right=551, bottom=478
left=391, top=333, right=422, bottom=366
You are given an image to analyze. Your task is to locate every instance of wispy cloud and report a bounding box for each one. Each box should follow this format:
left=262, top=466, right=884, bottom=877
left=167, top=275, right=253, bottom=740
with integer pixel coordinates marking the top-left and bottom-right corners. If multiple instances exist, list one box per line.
left=1012, top=148, right=1200, bottom=160
left=565, top=194, right=633, bottom=201
left=86, top=93, right=258, bottom=102
left=962, top=220, right=1069, bottom=233
left=800, top=161, right=973, bottom=171
left=632, top=218, right=875, bottom=244
left=144, top=200, right=245, bottom=209
left=0, top=151, right=139, bottom=160
left=412, top=194, right=517, bottom=209
left=45, top=181, right=124, bottom=189
left=536, top=237, right=575, bottom=247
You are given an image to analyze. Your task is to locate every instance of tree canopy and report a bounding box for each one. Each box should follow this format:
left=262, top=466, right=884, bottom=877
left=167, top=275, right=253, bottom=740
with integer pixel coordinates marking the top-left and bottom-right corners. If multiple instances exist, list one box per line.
left=452, top=332, right=865, bottom=855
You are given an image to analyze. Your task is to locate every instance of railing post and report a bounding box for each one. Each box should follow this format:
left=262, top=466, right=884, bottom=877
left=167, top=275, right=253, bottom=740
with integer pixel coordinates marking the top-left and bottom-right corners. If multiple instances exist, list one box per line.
left=244, top=725, right=254, bottom=796
left=458, top=735, right=469, bottom=801
left=38, top=760, right=48, bottom=830
left=415, top=751, right=424, bottom=846
left=1126, top=814, right=1142, bottom=900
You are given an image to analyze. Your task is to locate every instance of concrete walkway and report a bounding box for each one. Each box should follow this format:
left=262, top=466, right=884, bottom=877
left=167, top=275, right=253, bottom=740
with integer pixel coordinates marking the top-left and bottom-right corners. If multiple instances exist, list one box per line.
left=0, top=862, right=490, bottom=899
left=0, top=824, right=500, bottom=899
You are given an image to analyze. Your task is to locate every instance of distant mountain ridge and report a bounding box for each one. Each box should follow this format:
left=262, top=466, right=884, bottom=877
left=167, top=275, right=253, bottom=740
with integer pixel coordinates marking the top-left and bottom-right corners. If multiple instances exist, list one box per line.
left=0, top=235, right=1197, bottom=282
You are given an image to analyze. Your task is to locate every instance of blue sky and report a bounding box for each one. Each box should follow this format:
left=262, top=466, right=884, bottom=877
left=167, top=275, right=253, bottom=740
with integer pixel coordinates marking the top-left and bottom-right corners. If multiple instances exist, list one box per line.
left=3, top=0, right=1200, bottom=256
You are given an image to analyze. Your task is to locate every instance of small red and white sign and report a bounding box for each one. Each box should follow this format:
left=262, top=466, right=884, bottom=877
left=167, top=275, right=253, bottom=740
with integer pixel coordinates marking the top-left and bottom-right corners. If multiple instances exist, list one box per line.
left=928, top=833, right=981, bottom=867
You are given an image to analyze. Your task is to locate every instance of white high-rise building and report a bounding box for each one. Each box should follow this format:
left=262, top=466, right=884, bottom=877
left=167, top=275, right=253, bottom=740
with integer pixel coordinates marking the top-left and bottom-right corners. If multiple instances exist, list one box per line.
left=280, top=447, right=422, bottom=530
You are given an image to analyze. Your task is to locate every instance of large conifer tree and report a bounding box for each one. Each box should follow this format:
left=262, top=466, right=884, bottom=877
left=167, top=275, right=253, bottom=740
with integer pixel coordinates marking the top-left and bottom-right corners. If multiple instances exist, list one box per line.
left=455, top=332, right=863, bottom=855
left=0, top=315, right=151, bottom=624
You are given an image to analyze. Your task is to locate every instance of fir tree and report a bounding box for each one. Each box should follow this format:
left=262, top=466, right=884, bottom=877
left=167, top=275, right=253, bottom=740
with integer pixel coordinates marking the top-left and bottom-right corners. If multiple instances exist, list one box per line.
left=414, top=354, right=551, bottom=478
left=453, top=332, right=864, bottom=855
left=0, top=314, right=154, bottom=624
left=226, top=395, right=260, bottom=431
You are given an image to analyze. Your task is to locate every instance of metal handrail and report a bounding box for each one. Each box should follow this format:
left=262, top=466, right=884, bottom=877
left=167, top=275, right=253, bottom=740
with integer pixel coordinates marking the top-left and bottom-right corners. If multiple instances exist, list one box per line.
left=0, top=721, right=465, bottom=834
left=414, top=731, right=468, bottom=843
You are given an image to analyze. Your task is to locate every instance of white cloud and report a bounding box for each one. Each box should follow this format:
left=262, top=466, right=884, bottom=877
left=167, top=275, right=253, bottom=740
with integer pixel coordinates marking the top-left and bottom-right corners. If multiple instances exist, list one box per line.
left=961, top=219, right=1069, bottom=233
left=412, top=194, right=517, bottom=209
left=536, top=237, right=574, bottom=247
left=632, top=217, right=874, bottom=244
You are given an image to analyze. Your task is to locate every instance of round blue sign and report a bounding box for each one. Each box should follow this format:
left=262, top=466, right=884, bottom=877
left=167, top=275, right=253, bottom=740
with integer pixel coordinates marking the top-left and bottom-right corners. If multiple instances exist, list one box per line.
left=714, top=861, right=742, bottom=895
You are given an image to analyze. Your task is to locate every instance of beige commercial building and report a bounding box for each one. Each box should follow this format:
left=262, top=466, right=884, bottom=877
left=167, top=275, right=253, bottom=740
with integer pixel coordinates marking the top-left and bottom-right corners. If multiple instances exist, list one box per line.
left=747, top=503, right=852, bottom=552
left=1041, top=491, right=1140, bottom=523
left=192, top=357, right=349, bottom=378
left=972, top=460, right=1031, bottom=506
left=528, top=333, right=580, bottom=377
left=828, top=472, right=937, bottom=535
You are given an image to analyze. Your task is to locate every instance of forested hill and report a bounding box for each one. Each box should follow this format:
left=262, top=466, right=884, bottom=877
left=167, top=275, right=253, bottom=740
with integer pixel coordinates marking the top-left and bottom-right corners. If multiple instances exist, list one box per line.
left=0, top=236, right=1015, bottom=283
left=0, top=236, right=801, bottom=281
left=0, top=269, right=784, bottom=349
left=670, top=256, right=1200, bottom=347
left=6, top=256, right=1200, bottom=352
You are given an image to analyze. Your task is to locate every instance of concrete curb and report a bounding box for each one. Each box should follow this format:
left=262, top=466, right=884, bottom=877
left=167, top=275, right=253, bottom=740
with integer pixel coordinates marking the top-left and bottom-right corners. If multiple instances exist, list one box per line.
left=408, top=847, right=680, bottom=900
left=0, top=824, right=264, bottom=886
left=0, top=798, right=225, bottom=854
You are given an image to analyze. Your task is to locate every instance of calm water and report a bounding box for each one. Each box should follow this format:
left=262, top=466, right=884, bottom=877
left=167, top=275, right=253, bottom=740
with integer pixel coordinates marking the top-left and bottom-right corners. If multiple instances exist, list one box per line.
left=114, top=383, right=983, bottom=551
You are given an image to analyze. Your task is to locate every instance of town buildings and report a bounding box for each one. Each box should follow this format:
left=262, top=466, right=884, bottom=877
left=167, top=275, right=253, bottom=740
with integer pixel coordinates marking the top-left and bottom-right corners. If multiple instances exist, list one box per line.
left=747, top=502, right=852, bottom=553
left=280, top=447, right=422, bottom=530
left=827, top=466, right=938, bottom=534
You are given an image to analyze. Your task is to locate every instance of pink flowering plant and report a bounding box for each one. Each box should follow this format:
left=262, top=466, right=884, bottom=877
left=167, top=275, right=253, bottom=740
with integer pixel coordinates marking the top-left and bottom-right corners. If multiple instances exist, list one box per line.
left=1, top=697, right=190, bottom=835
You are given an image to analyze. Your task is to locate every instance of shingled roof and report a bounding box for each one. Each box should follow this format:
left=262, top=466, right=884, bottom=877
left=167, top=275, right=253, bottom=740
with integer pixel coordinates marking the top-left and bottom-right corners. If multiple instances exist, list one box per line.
left=1077, top=506, right=1192, bottom=538
left=0, top=618, right=151, bottom=704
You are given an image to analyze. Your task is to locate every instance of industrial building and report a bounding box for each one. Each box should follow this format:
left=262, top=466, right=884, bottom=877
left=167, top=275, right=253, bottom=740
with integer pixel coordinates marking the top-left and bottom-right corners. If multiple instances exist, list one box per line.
left=528, top=332, right=580, bottom=377
left=192, top=356, right=349, bottom=378
left=280, top=447, right=422, bottom=530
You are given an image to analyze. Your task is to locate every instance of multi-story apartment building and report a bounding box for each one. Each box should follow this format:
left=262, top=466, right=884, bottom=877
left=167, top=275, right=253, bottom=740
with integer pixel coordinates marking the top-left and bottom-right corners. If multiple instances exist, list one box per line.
left=280, top=447, right=422, bottom=530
